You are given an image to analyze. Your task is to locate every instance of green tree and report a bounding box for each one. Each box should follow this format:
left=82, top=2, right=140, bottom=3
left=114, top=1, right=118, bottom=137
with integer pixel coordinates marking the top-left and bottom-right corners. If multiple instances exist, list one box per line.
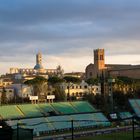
left=63, top=76, right=81, bottom=101
left=24, top=76, right=48, bottom=100
left=53, top=86, right=66, bottom=101
left=86, top=78, right=99, bottom=85
left=48, top=76, right=64, bottom=85
left=117, top=76, right=133, bottom=84
left=1, top=87, right=7, bottom=105
left=48, top=76, right=66, bottom=101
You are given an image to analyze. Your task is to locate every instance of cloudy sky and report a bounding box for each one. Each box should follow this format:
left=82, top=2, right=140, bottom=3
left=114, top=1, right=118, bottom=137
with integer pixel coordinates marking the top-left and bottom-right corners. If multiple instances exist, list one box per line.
left=0, top=0, right=140, bottom=74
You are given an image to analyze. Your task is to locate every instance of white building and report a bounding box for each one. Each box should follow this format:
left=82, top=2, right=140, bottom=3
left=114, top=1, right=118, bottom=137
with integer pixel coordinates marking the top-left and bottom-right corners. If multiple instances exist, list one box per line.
left=60, top=80, right=101, bottom=99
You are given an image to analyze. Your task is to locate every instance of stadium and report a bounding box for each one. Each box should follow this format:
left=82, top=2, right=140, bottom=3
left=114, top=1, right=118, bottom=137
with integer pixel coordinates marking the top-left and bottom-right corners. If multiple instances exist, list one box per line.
left=0, top=99, right=140, bottom=140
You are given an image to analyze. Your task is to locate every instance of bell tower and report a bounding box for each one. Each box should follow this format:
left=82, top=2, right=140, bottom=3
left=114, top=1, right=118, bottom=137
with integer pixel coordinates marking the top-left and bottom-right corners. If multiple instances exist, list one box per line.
left=36, top=52, right=42, bottom=66
left=94, top=49, right=105, bottom=77
left=34, top=52, right=44, bottom=70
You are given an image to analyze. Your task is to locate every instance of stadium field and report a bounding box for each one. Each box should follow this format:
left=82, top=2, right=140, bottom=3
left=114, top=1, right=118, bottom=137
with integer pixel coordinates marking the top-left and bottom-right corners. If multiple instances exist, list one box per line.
left=68, top=131, right=140, bottom=140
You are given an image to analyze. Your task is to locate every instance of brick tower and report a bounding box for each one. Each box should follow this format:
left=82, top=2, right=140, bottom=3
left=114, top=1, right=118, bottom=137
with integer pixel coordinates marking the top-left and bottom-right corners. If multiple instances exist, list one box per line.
left=94, top=49, right=105, bottom=77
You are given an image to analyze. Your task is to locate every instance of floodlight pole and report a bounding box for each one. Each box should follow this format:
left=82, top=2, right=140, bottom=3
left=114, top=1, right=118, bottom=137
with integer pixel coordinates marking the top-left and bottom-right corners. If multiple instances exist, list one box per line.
left=110, top=81, right=113, bottom=113
left=17, top=121, right=26, bottom=140
left=132, top=116, right=135, bottom=140
left=71, top=120, right=74, bottom=140
left=17, top=122, right=19, bottom=140
left=108, top=78, right=115, bottom=113
left=0, top=92, right=1, bottom=106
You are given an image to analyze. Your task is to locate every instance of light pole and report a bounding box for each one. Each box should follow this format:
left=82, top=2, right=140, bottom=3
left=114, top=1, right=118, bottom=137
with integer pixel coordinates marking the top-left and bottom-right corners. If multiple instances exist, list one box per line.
left=0, top=91, right=1, bottom=106
left=71, top=120, right=74, bottom=140
left=108, top=78, right=115, bottom=113
left=17, top=122, right=26, bottom=140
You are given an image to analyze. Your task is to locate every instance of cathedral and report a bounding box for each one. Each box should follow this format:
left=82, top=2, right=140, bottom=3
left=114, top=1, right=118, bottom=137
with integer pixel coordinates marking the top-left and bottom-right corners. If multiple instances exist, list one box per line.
left=9, top=52, right=64, bottom=77
left=85, top=49, right=140, bottom=79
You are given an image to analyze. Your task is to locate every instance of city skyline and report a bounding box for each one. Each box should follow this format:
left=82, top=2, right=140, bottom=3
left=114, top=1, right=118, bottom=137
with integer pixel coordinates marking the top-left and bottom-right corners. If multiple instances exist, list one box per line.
left=0, top=0, right=140, bottom=74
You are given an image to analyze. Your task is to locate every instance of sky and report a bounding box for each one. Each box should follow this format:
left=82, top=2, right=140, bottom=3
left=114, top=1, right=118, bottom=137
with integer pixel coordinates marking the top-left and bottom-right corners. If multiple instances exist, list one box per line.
left=0, top=0, right=140, bottom=74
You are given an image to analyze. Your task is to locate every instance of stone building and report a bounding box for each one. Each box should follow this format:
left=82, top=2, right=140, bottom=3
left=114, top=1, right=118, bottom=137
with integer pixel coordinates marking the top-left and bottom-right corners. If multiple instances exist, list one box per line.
left=85, top=49, right=140, bottom=80
left=60, top=80, right=101, bottom=100
left=9, top=52, right=64, bottom=77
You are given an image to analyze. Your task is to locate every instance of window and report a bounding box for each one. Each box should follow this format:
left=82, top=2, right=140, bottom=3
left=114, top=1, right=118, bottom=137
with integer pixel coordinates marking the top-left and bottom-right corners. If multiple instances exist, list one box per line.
left=79, top=92, right=82, bottom=97
left=89, top=72, right=92, bottom=76
left=84, top=86, right=87, bottom=89
left=100, top=55, right=104, bottom=60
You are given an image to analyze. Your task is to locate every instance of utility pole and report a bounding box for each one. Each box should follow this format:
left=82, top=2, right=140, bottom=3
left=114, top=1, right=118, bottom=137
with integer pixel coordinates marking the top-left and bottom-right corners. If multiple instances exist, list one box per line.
left=108, top=78, right=115, bottom=113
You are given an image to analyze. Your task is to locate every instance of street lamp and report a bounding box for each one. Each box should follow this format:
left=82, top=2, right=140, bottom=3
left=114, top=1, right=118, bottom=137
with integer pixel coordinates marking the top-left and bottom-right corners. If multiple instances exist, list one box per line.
left=108, top=78, right=115, bottom=113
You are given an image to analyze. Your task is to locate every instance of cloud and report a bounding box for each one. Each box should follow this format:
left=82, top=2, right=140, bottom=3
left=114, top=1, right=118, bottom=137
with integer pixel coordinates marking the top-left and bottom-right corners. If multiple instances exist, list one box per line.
left=0, top=0, right=140, bottom=74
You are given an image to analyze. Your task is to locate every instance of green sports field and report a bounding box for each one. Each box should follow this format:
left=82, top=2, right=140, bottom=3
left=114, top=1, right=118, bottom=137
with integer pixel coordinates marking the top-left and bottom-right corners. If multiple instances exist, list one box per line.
left=69, top=131, right=140, bottom=140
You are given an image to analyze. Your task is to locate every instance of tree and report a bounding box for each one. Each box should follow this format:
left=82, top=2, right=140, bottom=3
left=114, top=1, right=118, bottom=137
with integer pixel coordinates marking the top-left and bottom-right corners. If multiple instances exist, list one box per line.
left=48, top=76, right=64, bottom=85
left=63, top=76, right=81, bottom=101
left=117, top=76, right=133, bottom=85
left=24, top=76, right=48, bottom=100
left=48, top=76, right=66, bottom=101
left=86, top=78, right=99, bottom=85
left=86, top=78, right=99, bottom=94
left=53, top=86, right=66, bottom=101
left=1, top=87, right=7, bottom=105
left=63, top=76, right=81, bottom=83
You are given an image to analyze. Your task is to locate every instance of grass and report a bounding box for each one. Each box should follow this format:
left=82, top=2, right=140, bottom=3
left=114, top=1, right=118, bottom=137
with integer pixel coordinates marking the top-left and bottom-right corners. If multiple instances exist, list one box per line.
left=69, top=131, right=140, bottom=140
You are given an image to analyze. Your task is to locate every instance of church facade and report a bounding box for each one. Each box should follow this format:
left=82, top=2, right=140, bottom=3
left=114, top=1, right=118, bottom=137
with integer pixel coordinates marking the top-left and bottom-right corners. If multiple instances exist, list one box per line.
left=85, top=49, right=140, bottom=79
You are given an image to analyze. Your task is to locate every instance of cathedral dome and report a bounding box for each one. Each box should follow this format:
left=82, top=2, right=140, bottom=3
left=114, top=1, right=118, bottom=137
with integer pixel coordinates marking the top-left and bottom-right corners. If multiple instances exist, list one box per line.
left=34, top=64, right=43, bottom=70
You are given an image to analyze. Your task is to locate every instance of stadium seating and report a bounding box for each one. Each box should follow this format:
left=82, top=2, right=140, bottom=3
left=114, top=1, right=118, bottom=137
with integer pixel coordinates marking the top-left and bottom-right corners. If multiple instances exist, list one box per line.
left=70, top=113, right=110, bottom=128
left=47, top=116, right=71, bottom=130
left=2, top=101, right=111, bottom=135
left=38, top=103, right=55, bottom=114
left=21, top=117, right=54, bottom=133
left=92, top=113, right=110, bottom=126
left=51, top=102, right=76, bottom=114
left=70, top=114, right=96, bottom=128
left=17, top=104, right=43, bottom=117
left=129, top=99, right=140, bottom=117
left=6, top=117, right=54, bottom=134
left=70, top=101, right=96, bottom=113
left=0, top=101, right=98, bottom=119
left=119, top=112, right=132, bottom=119
left=0, top=105, right=23, bottom=119
left=6, top=112, right=110, bottom=135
